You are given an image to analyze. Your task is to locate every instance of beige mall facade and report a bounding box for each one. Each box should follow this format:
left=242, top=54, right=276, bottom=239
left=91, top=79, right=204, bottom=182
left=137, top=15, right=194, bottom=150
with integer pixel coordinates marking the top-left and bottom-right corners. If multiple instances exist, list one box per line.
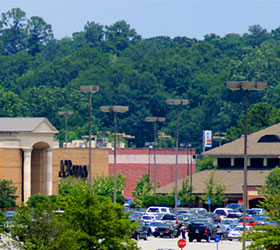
left=0, top=118, right=108, bottom=203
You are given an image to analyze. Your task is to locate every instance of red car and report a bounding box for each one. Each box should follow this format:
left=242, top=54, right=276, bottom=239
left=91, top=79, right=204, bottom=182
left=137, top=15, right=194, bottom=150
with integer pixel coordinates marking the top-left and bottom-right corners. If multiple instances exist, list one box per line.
left=238, top=217, right=256, bottom=227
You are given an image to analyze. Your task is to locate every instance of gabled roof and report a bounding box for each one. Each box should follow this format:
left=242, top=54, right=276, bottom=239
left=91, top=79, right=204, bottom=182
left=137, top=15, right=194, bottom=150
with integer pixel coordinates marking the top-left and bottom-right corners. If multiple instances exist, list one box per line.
left=204, top=123, right=280, bottom=156
left=157, top=169, right=270, bottom=195
left=0, top=118, right=58, bottom=133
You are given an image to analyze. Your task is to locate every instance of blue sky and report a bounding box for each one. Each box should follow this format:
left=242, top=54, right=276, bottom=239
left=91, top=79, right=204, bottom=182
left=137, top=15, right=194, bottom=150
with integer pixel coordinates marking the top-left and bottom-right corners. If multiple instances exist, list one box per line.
left=2, top=0, right=280, bottom=40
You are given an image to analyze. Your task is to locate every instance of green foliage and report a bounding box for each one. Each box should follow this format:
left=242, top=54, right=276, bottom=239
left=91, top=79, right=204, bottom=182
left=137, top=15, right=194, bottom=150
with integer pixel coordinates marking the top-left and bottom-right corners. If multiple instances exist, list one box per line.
left=57, top=182, right=138, bottom=250
left=226, top=103, right=280, bottom=141
left=177, top=177, right=195, bottom=207
left=132, top=173, right=153, bottom=208
left=1, top=7, right=280, bottom=150
left=11, top=182, right=138, bottom=250
left=26, top=194, right=53, bottom=208
left=92, top=173, right=126, bottom=204
left=197, top=155, right=214, bottom=171
left=200, top=171, right=227, bottom=211
left=242, top=168, right=280, bottom=249
left=142, top=194, right=175, bottom=207
left=0, top=179, right=18, bottom=208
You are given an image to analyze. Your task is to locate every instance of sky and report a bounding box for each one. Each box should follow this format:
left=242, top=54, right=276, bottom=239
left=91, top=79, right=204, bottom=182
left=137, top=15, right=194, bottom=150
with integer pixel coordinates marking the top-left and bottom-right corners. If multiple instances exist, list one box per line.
left=1, top=0, right=280, bottom=40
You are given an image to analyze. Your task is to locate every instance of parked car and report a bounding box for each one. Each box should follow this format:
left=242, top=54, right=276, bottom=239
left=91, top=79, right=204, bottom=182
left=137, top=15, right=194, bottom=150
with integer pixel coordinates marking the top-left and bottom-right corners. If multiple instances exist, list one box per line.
left=145, top=206, right=173, bottom=214
left=153, top=223, right=180, bottom=238
left=228, top=225, right=252, bottom=241
left=148, top=221, right=163, bottom=234
left=225, top=203, right=243, bottom=212
left=131, top=222, right=149, bottom=240
left=141, top=214, right=157, bottom=223
left=161, top=213, right=177, bottom=225
left=213, top=208, right=233, bottom=218
left=238, top=217, right=256, bottom=227
left=187, top=219, right=217, bottom=242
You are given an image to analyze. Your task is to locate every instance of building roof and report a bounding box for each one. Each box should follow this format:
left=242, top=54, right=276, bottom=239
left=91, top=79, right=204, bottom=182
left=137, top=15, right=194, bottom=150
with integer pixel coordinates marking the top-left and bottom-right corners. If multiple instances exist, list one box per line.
left=0, top=117, right=58, bottom=133
left=157, top=169, right=270, bottom=195
left=204, top=123, right=280, bottom=157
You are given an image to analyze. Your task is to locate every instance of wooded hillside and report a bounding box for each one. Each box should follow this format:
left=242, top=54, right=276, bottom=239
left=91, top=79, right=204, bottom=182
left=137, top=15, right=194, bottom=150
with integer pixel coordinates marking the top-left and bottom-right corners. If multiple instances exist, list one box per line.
left=1, top=8, right=280, bottom=152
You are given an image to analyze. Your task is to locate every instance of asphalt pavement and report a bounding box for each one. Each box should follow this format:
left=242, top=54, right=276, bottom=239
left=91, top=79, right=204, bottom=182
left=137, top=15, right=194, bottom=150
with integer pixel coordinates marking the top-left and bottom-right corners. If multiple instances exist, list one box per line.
left=137, top=237, right=245, bottom=250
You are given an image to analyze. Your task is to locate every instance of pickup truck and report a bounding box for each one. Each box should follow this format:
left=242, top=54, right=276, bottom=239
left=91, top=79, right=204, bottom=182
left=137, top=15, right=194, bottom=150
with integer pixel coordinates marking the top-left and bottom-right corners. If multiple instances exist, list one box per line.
left=187, top=219, right=217, bottom=242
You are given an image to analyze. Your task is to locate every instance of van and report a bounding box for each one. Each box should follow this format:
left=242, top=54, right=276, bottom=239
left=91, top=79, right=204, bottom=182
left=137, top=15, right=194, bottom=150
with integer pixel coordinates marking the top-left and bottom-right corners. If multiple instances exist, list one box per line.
left=145, top=206, right=173, bottom=214
left=213, top=208, right=233, bottom=217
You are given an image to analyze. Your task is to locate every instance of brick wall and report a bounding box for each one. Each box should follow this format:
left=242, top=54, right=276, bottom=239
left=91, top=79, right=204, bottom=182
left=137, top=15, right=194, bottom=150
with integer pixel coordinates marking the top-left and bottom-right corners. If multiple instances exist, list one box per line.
left=109, top=148, right=196, bottom=199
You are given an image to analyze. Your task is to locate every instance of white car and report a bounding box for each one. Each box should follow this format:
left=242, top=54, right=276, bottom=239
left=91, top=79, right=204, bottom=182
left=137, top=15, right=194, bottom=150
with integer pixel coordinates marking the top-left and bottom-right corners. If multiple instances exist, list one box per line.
left=141, top=215, right=157, bottom=223
left=228, top=225, right=252, bottom=241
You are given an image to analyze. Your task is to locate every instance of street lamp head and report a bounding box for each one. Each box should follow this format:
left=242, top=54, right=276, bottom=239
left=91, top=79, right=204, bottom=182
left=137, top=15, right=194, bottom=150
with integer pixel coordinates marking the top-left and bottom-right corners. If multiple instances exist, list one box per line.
left=226, top=81, right=267, bottom=91
left=145, top=117, right=166, bottom=123
left=100, top=105, right=129, bottom=113
left=80, top=85, right=99, bottom=93
left=166, top=99, right=189, bottom=106
left=58, top=111, right=73, bottom=116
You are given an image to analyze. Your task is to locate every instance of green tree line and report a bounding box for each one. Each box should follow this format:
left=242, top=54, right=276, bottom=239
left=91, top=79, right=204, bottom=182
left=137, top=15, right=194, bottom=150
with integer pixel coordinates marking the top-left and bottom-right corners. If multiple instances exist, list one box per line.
left=1, top=8, right=280, bottom=151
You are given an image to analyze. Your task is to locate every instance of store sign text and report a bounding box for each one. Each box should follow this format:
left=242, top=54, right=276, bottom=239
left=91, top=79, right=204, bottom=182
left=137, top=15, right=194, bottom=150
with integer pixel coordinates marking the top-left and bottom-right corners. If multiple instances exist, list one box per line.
left=59, top=160, right=88, bottom=179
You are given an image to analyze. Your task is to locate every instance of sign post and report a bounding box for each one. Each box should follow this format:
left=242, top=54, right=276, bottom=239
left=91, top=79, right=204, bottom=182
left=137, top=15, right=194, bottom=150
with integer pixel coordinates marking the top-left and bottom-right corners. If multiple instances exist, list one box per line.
left=177, top=239, right=186, bottom=249
left=215, top=235, right=220, bottom=250
left=207, top=198, right=211, bottom=212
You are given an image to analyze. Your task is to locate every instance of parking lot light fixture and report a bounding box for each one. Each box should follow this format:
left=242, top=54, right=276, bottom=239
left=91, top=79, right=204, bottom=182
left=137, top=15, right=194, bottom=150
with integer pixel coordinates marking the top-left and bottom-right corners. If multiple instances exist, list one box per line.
left=166, top=99, right=189, bottom=215
left=145, top=117, right=166, bottom=195
left=100, top=105, right=129, bottom=203
left=226, top=81, right=267, bottom=250
left=80, top=85, right=99, bottom=190
left=58, top=111, right=73, bottom=148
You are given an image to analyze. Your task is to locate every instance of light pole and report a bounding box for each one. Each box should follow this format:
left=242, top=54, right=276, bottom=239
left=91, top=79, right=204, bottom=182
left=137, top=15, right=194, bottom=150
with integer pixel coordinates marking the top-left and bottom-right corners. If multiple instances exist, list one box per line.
left=213, top=132, right=226, bottom=146
left=166, top=99, right=189, bottom=215
left=145, top=117, right=166, bottom=194
left=100, top=105, right=129, bottom=203
left=58, top=111, right=73, bottom=148
left=80, top=85, right=99, bottom=190
left=226, top=81, right=267, bottom=250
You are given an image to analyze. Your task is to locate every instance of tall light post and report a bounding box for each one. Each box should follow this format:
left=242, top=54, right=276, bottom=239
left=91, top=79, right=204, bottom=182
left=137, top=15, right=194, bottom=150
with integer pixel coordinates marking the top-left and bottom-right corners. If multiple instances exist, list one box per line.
left=145, top=117, right=166, bottom=194
left=100, top=105, right=129, bottom=203
left=166, top=99, right=189, bottom=215
left=80, top=85, right=99, bottom=190
left=226, top=81, right=267, bottom=250
left=58, top=111, right=73, bottom=148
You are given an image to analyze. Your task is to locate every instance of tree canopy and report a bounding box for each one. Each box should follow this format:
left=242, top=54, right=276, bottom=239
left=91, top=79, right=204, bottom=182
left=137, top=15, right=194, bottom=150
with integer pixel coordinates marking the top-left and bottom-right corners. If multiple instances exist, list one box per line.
left=1, top=8, right=280, bottom=152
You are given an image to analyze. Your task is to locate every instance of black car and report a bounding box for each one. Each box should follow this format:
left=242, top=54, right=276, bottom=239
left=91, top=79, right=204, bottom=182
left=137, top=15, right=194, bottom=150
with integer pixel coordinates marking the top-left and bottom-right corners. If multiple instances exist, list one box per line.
left=187, top=219, right=217, bottom=242
left=153, top=223, right=180, bottom=238
left=131, top=222, right=149, bottom=240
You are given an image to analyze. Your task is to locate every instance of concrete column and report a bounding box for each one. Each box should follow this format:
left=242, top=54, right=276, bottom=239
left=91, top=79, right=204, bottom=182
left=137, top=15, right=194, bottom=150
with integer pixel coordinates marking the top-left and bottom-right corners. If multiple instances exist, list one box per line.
left=263, top=158, right=267, bottom=167
left=23, top=149, right=32, bottom=202
left=45, top=148, right=53, bottom=196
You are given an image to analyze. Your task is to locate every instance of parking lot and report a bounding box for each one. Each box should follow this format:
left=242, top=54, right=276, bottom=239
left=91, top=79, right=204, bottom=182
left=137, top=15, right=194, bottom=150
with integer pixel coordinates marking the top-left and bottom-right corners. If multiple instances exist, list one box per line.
left=137, top=237, right=245, bottom=250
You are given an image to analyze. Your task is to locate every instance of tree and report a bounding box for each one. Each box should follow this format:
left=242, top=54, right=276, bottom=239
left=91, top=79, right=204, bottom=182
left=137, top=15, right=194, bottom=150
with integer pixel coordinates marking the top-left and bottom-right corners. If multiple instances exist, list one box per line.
left=242, top=167, right=280, bottom=249
left=58, top=181, right=138, bottom=250
left=177, top=177, right=195, bottom=207
left=200, top=171, right=227, bottom=211
left=26, top=16, right=54, bottom=55
left=0, top=8, right=27, bottom=55
left=0, top=179, right=18, bottom=208
left=132, top=173, right=153, bottom=208
left=226, top=103, right=280, bottom=141
left=197, top=155, right=214, bottom=171
left=91, top=173, right=126, bottom=204
left=11, top=182, right=138, bottom=250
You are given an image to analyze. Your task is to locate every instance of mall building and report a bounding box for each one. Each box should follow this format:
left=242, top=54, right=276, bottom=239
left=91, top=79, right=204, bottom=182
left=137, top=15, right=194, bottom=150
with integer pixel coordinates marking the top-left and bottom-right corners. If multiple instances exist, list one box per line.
left=0, top=117, right=196, bottom=203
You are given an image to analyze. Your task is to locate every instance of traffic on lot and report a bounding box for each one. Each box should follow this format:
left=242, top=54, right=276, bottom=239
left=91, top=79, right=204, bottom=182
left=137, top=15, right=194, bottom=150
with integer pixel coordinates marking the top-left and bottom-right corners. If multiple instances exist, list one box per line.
left=126, top=203, right=277, bottom=248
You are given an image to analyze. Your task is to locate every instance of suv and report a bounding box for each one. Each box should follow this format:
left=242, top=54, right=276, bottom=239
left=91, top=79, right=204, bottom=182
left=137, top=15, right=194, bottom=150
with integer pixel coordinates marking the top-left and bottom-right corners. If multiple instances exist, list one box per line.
left=145, top=206, right=173, bottom=214
left=226, top=203, right=243, bottom=212
left=213, top=208, right=233, bottom=218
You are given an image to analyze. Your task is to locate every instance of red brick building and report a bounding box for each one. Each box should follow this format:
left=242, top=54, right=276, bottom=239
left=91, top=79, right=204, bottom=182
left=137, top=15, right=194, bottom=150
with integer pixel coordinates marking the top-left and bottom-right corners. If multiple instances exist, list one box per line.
left=109, top=148, right=196, bottom=198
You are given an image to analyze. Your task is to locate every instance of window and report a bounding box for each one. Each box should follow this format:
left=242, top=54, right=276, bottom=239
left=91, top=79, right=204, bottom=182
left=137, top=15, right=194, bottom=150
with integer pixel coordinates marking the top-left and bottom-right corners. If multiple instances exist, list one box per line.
left=258, top=135, right=280, bottom=143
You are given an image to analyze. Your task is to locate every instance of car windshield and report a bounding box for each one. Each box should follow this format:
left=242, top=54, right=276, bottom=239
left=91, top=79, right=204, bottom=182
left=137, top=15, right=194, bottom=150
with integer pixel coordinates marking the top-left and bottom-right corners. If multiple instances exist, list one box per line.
left=150, top=222, right=162, bottom=227
left=193, top=219, right=208, bottom=224
left=143, top=216, right=154, bottom=220
left=148, top=208, right=159, bottom=213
